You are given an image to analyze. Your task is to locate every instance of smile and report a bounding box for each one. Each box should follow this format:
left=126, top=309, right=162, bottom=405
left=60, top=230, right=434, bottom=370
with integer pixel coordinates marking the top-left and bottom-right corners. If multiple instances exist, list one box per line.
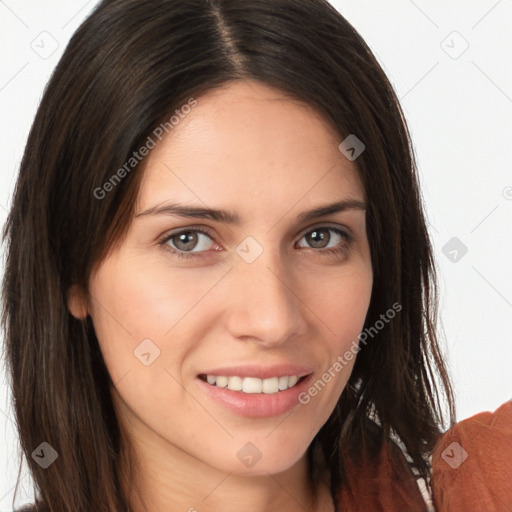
left=198, top=374, right=305, bottom=394
left=196, top=371, right=314, bottom=418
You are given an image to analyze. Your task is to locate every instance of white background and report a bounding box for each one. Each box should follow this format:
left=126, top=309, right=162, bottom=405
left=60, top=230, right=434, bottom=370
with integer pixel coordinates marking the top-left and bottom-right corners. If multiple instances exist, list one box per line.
left=1, top=0, right=511, bottom=509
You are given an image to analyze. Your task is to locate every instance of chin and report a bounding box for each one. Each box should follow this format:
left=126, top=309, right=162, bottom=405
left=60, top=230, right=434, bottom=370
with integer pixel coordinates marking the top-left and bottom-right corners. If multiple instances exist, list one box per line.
left=203, top=437, right=310, bottom=477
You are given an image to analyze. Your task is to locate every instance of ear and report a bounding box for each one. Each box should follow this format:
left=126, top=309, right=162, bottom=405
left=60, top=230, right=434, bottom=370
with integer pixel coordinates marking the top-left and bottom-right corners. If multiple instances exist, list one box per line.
left=67, top=284, right=89, bottom=319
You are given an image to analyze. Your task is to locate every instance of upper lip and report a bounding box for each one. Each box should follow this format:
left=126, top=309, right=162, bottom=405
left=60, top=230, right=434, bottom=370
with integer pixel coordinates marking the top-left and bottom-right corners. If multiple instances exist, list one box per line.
left=198, top=364, right=314, bottom=380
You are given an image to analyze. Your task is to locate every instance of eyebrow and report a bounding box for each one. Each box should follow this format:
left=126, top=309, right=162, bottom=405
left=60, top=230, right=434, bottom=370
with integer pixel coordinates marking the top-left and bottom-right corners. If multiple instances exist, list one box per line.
left=135, top=199, right=366, bottom=224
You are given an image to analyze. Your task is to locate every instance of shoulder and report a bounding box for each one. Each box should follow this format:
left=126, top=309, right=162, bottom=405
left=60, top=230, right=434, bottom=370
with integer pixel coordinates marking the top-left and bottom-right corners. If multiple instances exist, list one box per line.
left=431, top=400, right=512, bottom=511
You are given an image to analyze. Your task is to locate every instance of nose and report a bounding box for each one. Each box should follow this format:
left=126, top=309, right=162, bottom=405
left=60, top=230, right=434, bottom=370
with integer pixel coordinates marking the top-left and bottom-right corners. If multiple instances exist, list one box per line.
left=223, top=245, right=307, bottom=348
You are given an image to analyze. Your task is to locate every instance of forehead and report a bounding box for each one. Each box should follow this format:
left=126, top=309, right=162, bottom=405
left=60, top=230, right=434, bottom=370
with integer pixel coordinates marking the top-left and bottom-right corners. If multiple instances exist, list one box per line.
left=136, top=80, right=364, bottom=219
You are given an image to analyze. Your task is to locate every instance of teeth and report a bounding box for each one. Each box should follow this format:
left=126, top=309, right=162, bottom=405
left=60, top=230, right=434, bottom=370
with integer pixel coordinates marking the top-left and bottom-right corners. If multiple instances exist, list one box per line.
left=262, top=377, right=279, bottom=394
left=216, top=376, right=228, bottom=388
left=288, top=375, right=298, bottom=387
left=243, top=377, right=262, bottom=393
left=228, top=376, right=243, bottom=391
left=204, top=374, right=302, bottom=394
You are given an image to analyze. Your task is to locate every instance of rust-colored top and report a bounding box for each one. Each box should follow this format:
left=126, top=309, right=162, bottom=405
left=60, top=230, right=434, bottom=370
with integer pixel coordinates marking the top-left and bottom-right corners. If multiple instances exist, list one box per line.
left=337, top=401, right=512, bottom=511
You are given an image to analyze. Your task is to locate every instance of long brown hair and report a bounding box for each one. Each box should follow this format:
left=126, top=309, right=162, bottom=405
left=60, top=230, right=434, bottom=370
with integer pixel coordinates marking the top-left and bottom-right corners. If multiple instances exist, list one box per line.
left=2, top=0, right=455, bottom=510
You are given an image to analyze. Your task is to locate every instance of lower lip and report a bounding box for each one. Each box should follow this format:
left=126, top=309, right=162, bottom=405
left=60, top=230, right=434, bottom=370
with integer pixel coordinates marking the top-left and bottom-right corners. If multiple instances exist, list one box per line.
left=196, top=374, right=313, bottom=418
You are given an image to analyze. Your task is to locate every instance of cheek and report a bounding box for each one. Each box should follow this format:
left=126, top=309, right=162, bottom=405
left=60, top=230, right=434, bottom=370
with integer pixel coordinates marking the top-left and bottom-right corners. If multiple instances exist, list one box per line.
left=304, top=264, right=373, bottom=341
left=299, top=266, right=372, bottom=399
left=87, top=257, right=225, bottom=372
left=87, top=259, right=206, bottom=430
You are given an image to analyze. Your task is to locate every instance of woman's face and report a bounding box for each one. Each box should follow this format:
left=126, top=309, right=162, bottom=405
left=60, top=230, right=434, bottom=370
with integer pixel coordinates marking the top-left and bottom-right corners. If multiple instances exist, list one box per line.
left=70, top=79, right=372, bottom=477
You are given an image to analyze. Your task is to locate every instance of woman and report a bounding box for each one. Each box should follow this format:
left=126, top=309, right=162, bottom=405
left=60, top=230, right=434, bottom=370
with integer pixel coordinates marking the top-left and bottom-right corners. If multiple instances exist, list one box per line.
left=2, top=0, right=511, bottom=511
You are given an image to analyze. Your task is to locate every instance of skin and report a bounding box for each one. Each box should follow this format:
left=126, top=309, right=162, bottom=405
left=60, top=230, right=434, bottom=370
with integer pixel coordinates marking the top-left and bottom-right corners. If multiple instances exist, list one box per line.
left=68, top=79, right=373, bottom=512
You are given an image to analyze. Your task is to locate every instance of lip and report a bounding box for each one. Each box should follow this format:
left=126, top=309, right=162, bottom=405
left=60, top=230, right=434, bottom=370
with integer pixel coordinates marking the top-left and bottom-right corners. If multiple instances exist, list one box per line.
left=196, top=370, right=314, bottom=419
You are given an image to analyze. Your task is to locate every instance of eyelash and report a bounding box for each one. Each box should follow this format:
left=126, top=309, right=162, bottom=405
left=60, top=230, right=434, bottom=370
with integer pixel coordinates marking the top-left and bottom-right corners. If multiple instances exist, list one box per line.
left=157, top=226, right=352, bottom=260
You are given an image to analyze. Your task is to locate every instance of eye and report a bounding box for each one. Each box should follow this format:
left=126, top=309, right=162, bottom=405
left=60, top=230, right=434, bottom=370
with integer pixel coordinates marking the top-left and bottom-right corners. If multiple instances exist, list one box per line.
left=296, top=227, right=351, bottom=254
left=158, top=225, right=352, bottom=260
left=158, top=227, right=216, bottom=259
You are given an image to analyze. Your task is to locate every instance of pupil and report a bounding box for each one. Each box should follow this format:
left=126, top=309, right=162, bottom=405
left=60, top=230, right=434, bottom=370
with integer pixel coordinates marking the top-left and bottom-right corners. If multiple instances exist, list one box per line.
left=308, top=229, right=329, bottom=248
left=175, top=231, right=197, bottom=251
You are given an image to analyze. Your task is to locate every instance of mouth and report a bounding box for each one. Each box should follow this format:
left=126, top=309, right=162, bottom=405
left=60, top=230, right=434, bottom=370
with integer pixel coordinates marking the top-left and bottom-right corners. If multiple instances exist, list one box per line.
left=195, top=370, right=314, bottom=418
left=197, top=373, right=309, bottom=394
